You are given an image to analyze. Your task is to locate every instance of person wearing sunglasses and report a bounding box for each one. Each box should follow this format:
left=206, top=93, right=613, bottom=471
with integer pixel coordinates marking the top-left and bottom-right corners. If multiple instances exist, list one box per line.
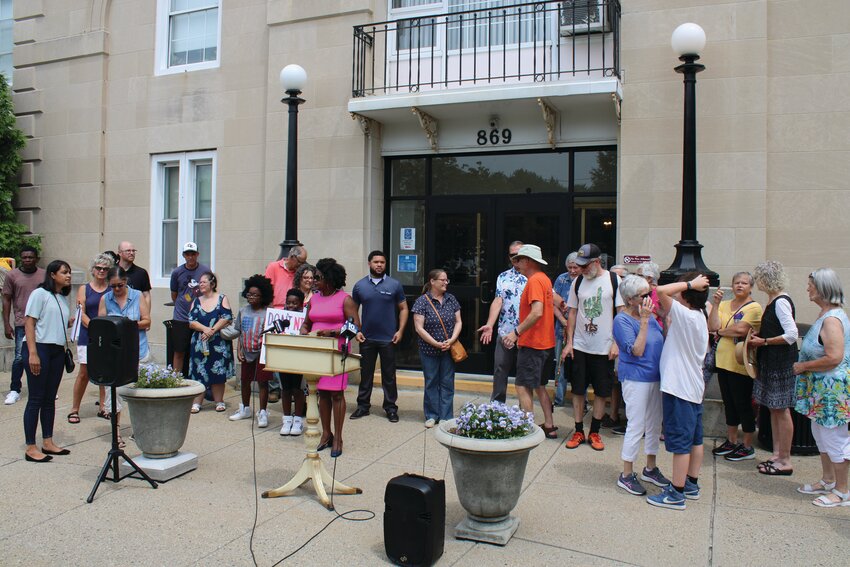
left=68, top=253, right=114, bottom=424
left=612, top=275, right=670, bottom=496
left=97, top=266, right=152, bottom=446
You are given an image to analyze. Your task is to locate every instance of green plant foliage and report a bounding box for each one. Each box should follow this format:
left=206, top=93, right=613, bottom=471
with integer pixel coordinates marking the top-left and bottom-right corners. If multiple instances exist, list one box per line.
left=0, top=74, right=39, bottom=259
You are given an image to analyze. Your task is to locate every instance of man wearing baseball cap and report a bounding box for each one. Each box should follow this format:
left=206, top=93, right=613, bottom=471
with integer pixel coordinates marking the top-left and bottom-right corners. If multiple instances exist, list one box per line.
left=501, top=244, right=557, bottom=438
left=563, top=243, right=624, bottom=451
left=169, top=242, right=210, bottom=376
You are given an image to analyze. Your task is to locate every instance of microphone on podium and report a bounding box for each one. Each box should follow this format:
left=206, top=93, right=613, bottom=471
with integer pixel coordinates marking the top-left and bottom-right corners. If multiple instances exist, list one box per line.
left=262, top=319, right=290, bottom=335
left=339, top=317, right=358, bottom=361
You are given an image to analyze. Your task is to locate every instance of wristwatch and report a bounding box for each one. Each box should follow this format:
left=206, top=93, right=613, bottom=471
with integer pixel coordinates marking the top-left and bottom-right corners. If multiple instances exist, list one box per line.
left=514, top=328, right=521, bottom=337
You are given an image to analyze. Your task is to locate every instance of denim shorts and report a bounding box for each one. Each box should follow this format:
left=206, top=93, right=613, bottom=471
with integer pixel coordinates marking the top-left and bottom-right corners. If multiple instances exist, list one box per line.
left=662, top=392, right=704, bottom=454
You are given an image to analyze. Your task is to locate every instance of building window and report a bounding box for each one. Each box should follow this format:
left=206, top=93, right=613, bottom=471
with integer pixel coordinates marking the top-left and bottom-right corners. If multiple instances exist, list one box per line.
left=0, top=0, right=13, bottom=84
left=150, top=151, right=216, bottom=284
left=155, top=0, right=221, bottom=76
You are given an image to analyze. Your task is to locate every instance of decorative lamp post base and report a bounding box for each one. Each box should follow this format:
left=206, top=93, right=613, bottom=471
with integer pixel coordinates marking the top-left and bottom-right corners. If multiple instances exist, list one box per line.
left=659, top=239, right=719, bottom=286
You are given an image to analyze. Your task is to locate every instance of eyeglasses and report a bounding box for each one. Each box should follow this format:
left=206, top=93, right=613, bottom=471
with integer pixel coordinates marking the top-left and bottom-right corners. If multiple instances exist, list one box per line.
left=245, top=292, right=261, bottom=298
left=314, top=274, right=324, bottom=281
left=640, top=293, right=652, bottom=299
left=93, top=266, right=109, bottom=271
left=121, top=249, right=137, bottom=254
left=110, top=283, right=126, bottom=289
left=436, top=278, right=450, bottom=284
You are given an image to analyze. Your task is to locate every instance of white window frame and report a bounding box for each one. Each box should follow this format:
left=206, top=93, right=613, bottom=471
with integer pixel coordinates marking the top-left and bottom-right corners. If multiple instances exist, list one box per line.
left=154, top=0, right=222, bottom=76
left=149, top=151, right=217, bottom=287
left=0, top=0, right=14, bottom=85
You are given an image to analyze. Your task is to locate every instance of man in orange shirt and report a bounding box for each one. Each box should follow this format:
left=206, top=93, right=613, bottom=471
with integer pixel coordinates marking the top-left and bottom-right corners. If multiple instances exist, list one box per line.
left=501, top=244, right=557, bottom=439
left=264, top=245, right=307, bottom=308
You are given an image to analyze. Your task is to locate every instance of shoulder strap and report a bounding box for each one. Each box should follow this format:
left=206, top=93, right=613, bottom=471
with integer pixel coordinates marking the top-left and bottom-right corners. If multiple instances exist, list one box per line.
left=573, top=275, right=583, bottom=300
left=609, top=271, right=619, bottom=315
left=52, top=293, right=70, bottom=348
left=424, top=294, right=450, bottom=341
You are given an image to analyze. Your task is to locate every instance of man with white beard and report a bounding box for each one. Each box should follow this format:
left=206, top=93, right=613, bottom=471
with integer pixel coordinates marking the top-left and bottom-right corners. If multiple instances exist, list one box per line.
left=562, top=243, right=624, bottom=451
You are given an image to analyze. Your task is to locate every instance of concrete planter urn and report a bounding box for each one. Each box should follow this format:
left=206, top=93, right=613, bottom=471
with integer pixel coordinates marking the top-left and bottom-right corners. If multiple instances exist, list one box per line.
left=117, top=379, right=205, bottom=459
left=434, top=418, right=545, bottom=546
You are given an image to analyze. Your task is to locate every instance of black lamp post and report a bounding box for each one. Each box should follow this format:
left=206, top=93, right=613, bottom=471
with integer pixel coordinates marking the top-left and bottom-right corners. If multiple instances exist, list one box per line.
left=659, top=23, right=719, bottom=286
left=277, top=64, right=307, bottom=260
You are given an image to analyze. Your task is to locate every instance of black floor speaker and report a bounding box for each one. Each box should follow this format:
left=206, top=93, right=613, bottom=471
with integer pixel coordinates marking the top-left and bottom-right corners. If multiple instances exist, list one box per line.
left=87, top=316, right=139, bottom=386
left=384, top=473, right=445, bottom=567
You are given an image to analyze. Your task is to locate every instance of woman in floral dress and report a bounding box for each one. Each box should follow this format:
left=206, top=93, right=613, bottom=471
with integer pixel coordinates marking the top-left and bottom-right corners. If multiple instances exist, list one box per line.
left=794, top=268, right=850, bottom=507
left=188, top=272, right=234, bottom=413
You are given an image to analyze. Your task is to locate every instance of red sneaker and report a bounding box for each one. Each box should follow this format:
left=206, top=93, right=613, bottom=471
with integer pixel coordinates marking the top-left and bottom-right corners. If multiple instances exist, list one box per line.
left=588, top=432, right=605, bottom=451
left=565, top=431, right=586, bottom=449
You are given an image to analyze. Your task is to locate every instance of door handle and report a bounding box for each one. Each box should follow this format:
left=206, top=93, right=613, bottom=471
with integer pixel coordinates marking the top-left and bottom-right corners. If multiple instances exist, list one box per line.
left=479, top=281, right=490, bottom=304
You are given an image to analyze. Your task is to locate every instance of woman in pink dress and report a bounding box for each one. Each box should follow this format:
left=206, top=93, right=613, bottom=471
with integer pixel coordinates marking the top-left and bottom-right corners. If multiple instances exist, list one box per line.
left=301, top=258, right=360, bottom=457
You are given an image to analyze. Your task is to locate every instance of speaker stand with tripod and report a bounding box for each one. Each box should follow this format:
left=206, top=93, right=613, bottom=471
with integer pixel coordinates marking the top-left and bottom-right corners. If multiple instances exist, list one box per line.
left=86, top=382, right=158, bottom=503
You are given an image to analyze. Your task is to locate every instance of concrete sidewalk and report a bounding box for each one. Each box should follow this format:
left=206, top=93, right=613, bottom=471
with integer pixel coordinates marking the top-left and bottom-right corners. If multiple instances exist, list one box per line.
left=0, top=370, right=846, bottom=566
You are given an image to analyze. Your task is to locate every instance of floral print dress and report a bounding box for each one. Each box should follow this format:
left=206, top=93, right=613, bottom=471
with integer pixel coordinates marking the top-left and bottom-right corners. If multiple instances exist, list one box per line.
left=795, top=308, right=850, bottom=427
left=189, top=294, right=234, bottom=386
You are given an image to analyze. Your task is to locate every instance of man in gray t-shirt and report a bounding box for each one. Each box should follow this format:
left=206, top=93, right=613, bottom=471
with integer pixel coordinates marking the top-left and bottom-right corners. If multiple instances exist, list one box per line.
left=169, top=242, right=210, bottom=376
left=2, top=247, right=45, bottom=404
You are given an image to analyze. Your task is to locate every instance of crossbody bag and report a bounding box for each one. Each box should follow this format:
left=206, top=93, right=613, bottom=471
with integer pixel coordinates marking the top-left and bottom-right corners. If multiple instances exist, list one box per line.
left=424, top=295, right=467, bottom=363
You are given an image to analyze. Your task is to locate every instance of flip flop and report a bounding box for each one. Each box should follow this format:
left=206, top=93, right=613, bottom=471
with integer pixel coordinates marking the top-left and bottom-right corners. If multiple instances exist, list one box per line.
left=758, top=461, right=792, bottom=476
left=67, top=412, right=80, bottom=424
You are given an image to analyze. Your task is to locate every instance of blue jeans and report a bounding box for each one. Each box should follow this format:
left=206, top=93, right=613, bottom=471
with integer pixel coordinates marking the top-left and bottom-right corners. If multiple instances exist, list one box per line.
left=10, top=326, right=25, bottom=392
left=421, top=351, right=455, bottom=421
left=22, top=343, right=65, bottom=445
left=554, top=339, right=570, bottom=406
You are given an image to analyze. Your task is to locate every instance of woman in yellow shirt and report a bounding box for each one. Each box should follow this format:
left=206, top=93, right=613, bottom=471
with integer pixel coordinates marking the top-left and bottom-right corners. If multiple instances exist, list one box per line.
left=708, top=272, right=763, bottom=462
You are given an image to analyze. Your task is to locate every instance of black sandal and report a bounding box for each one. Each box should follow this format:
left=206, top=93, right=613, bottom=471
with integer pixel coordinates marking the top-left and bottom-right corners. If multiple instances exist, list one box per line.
left=97, top=409, right=111, bottom=420
left=541, top=425, right=559, bottom=439
left=67, top=412, right=80, bottom=424
left=758, top=461, right=793, bottom=476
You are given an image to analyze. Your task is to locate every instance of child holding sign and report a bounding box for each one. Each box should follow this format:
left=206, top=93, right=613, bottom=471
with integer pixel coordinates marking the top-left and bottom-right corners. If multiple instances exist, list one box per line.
left=230, top=275, right=275, bottom=427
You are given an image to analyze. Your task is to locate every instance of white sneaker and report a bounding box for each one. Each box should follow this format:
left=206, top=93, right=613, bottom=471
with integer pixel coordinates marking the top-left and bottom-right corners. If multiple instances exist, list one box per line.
left=425, top=418, right=436, bottom=428
left=290, top=416, right=303, bottom=436
left=4, top=391, right=20, bottom=405
left=228, top=404, right=252, bottom=421
left=257, top=409, right=269, bottom=428
left=280, top=415, right=293, bottom=436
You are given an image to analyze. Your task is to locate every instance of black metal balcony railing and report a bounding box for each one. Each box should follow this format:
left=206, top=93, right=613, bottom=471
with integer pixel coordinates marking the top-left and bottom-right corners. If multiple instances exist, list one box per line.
left=352, top=0, right=620, bottom=97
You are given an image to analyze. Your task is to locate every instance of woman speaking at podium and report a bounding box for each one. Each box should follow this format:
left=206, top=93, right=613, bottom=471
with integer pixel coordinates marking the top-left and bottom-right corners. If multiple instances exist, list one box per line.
left=301, top=258, right=360, bottom=458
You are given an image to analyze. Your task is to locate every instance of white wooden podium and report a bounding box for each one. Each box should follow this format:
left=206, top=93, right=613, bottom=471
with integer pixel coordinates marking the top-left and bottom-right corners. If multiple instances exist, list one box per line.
left=260, top=333, right=362, bottom=509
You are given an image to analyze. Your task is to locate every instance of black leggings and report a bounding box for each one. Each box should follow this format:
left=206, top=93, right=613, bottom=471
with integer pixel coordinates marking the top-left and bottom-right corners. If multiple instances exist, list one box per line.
left=23, top=343, right=65, bottom=446
left=717, top=369, right=755, bottom=433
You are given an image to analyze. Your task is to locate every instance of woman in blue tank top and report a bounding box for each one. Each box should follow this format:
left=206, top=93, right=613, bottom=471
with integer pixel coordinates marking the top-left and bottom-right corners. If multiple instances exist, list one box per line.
left=68, top=253, right=113, bottom=425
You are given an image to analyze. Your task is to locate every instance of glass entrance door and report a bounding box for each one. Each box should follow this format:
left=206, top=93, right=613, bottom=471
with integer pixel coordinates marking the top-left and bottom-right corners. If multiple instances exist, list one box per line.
left=424, top=195, right=569, bottom=375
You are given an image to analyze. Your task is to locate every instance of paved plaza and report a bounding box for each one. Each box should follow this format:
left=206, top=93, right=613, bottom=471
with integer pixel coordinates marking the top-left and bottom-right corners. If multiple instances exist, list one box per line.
left=0, top=371, right=847, bottom=566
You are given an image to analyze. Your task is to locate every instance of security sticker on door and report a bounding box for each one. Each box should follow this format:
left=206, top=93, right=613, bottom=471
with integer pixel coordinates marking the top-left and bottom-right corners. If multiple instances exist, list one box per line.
left=400, top=228, right=415, bottom=250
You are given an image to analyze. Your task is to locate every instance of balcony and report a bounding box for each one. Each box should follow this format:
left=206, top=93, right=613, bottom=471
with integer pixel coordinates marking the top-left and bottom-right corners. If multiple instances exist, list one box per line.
left=351, top=0, right=620, bottom=98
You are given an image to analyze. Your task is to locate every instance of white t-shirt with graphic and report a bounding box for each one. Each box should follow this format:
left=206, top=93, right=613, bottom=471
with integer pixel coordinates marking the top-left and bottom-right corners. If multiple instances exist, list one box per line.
left=566, top=271, right=624, bottom=355
left=659, top=299, right=708, bottom=404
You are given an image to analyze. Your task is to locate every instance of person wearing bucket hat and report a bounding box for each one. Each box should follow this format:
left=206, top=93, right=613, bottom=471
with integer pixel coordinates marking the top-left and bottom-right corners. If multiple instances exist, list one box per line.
left=708, top=272, right=763, bottom=462
left=563, top=243, right=625, bottom=451
left=501, top=244, right=557, bottom=438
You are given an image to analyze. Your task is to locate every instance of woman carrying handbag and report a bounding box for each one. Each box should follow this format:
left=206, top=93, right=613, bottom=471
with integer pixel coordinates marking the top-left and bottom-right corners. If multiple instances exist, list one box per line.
left=22, top=260, right=75, bottom=463
left=412, top=269, right=462, bottom=428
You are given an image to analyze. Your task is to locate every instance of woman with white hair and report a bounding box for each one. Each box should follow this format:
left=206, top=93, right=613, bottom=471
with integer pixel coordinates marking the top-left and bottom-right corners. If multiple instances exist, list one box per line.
left=748, top=261, right=797, bottom=475
left=613, top=275, right=670, bottom=495
left=794, top=268, right=850, bottom=506
left=635, top=262, right=664, bottom=328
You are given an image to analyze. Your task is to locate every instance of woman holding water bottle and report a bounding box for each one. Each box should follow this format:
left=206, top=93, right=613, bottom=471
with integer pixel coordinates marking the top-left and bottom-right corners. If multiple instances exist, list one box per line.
left=188, top=272, right=234, bottom=414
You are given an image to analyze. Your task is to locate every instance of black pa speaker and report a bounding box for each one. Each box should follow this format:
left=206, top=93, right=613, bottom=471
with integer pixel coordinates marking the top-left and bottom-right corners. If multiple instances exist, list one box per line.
left=88, top=316, right=139, bottom=386
left=384, top=473, right=445, bottom=567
